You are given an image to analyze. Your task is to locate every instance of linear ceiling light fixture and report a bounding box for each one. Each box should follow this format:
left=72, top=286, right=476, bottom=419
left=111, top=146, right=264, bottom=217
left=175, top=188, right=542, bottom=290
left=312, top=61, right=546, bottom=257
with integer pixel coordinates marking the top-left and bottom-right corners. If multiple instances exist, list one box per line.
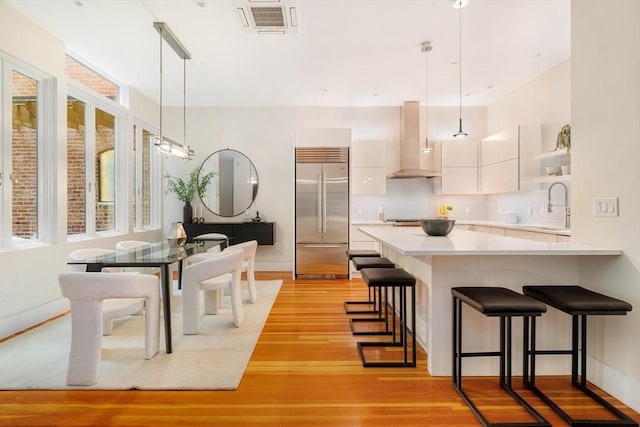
left=420, top=41, right=434, bottom=153
left=452, top=1, right=468, bottom=138
left=153, top=22, right=194, bottom=160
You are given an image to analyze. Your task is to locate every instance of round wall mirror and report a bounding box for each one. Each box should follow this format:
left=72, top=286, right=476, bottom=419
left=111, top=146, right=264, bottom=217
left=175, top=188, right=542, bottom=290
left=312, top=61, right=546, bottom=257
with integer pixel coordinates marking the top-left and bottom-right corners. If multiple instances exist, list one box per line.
left=198, top=149, right=258, bottom=217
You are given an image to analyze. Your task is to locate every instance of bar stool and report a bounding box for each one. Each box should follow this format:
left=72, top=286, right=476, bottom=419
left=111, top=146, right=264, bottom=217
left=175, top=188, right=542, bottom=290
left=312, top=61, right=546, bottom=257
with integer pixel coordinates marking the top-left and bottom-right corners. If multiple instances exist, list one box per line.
left=357, top=267, right=416, bottom=367
left=348, top=257, right=395, bottom=336
left=344, top=249, right=382, bottom=314
left=452, top=286, right=550, bottom=427
left=522, top=285, right=637, bottom=427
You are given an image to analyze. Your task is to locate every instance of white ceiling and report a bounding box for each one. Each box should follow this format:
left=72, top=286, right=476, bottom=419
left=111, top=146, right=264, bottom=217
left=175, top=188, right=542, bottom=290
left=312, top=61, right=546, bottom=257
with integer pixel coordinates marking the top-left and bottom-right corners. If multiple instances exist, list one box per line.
left=5, top=0, right=571, bottom=108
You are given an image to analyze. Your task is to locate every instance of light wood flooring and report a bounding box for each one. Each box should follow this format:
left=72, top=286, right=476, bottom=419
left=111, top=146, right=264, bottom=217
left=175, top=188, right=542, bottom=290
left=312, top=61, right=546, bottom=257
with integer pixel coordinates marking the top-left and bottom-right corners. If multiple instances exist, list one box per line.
left=1, top=272, right=639, bottom=426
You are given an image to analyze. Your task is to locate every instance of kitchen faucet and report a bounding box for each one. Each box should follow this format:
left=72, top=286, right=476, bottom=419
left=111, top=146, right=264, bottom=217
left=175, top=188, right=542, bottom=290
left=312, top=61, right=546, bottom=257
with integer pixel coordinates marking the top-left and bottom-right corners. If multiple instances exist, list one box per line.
left=547, top=182, right=570, bottom=228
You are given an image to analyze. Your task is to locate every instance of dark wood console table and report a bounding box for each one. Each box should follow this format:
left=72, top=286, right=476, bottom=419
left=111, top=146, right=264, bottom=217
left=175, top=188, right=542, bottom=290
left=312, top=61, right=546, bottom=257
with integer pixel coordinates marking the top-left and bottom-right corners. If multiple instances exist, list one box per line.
left=183, top=222, right=275, bottom=245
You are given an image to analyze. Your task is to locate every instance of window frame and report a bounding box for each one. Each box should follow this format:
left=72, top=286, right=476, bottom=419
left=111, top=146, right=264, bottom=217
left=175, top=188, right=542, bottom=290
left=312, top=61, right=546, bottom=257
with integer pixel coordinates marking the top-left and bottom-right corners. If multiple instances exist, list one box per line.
left=0, top=52, right=56, bottom=250
left=66, top=82, right=128, bottom=240
left=132, top=119, right=162, bottom=232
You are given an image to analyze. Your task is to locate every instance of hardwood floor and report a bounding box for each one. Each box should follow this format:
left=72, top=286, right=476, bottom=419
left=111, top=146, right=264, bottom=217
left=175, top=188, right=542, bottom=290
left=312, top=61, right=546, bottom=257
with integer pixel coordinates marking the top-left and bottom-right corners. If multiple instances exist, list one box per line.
left=1, top=272, right=639, bottom=426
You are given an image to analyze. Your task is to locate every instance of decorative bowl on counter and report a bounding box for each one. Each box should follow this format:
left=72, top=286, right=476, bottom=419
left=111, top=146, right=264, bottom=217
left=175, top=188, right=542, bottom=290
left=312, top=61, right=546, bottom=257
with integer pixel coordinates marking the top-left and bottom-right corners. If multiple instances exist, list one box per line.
left=420, top=219, right=455, bottom=236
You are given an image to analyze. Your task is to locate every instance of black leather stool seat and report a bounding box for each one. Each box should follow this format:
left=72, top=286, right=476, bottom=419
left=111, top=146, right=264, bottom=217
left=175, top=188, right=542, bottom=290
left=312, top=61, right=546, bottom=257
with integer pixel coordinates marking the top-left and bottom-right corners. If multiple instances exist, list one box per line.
left=346, top=249, right=380, bottom=259
left=352, top=257, right=395, bottom=270
left=523, top=285, right=632, bottom=315
left=361, top=267, right=415, bottom=287
left=452, top=287, right=547, bottom=316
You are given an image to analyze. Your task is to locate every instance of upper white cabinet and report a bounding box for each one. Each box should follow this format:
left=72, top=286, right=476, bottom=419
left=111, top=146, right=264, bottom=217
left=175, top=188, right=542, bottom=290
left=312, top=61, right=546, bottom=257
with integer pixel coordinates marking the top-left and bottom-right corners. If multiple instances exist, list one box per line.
left=434, top=139, right=478, bottom=195
left=351, top=140, right=387, bottom=194
left=479, top=124, right=540, bottom=194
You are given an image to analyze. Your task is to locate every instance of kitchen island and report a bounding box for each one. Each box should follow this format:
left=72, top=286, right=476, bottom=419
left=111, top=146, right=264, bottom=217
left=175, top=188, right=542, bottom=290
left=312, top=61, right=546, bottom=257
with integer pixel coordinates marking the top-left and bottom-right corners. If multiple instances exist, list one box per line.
left=357, top=225, right=621, bottom=376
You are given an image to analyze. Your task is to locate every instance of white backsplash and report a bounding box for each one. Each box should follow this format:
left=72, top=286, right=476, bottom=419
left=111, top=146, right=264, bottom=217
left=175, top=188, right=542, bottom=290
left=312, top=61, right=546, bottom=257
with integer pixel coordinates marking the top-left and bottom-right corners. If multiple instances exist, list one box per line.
left=351, top=179, right=569, bottom=228
left=486, top=187, right=570, bottom=228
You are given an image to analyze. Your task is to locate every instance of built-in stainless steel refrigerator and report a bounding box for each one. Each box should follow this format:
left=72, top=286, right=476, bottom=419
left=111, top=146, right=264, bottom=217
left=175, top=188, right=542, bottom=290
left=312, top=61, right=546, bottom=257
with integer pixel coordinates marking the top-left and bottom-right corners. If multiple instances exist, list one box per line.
left=295, top=147, right=349, bottom=278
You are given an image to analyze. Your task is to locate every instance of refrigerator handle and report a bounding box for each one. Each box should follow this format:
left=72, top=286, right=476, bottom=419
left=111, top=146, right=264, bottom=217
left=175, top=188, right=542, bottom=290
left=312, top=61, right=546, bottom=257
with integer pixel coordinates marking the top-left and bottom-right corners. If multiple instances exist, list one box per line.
left=317, top=175, right=322, bottom=233
left=322, top=172, right=327, bottom=233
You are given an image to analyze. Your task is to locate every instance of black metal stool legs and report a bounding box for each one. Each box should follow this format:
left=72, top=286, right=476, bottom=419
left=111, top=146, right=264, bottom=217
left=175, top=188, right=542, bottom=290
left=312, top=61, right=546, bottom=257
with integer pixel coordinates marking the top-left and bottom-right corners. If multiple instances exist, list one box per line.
left=522, top=285, right=637, bottom=427
left=523, top=314, right=638, bottom=427
left=451, top=288, right=550, bottom=427
left=358, top=282, right=416, bottom=367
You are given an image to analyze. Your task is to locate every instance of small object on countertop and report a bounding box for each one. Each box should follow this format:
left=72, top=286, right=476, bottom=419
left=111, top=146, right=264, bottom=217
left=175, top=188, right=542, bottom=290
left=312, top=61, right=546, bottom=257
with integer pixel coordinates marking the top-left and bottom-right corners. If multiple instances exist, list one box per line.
left=420, top=219, right=455, bottom=236
left=252, top=211, right=262, bottom=222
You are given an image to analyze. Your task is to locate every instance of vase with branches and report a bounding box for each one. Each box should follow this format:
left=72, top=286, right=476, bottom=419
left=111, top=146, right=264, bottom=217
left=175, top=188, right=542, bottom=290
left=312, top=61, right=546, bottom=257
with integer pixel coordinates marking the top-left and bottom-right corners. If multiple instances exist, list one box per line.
left=165, top=168, right=216, bottom=223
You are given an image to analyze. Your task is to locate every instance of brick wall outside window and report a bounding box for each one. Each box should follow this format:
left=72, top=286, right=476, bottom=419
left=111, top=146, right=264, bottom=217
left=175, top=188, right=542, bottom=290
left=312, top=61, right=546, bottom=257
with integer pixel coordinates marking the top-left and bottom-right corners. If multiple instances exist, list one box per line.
left=12, top=71, right=38, bottom=239
left=65, top=55, right=118, bottom=101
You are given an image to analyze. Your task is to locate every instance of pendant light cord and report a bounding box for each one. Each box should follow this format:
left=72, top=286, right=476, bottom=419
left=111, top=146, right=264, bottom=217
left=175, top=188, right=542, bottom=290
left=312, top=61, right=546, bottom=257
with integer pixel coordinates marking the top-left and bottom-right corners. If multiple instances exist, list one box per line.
left=425, top=44, right=429, bottom=146
left=458, top=5, right=462, bottom=121
left=183, top=57, right=186, bottom=149
left=453, top=3, right=467, bottom=137
left=159, top=28, right=163, bottom=151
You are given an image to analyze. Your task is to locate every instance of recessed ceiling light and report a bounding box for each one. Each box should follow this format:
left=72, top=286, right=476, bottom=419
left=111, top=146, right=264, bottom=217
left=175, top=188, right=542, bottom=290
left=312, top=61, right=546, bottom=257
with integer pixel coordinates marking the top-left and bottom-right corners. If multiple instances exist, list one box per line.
left=74, top=1, right=83, bottom=6
left=452, top=0, right=469, bottom=9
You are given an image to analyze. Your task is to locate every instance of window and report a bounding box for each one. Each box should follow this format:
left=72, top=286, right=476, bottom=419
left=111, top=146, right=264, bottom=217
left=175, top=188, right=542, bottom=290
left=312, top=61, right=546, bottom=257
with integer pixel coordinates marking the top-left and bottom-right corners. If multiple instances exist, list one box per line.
left=132, top=124, right=161, bottom=231
left=11, top=70, right=39, bottom=240
left=94, top=107, right=115, bottom=232
left=65, top=55, right=119, bottom=102
left=66, top=96, right=86, bottom=235
left=67, top=86, right=125, bottom=238
left=1, top=53, right=54, bottom=248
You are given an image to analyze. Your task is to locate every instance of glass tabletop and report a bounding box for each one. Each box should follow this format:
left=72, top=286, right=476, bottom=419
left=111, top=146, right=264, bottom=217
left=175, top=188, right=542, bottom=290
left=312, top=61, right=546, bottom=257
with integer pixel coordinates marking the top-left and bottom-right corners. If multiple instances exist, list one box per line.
left=67, top=241, right=220, bottom=266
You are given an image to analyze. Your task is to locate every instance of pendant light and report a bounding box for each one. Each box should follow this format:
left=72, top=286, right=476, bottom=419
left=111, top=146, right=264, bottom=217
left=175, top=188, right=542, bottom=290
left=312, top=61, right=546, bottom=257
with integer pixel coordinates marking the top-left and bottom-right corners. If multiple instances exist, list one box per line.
left=153, top=22, right=194, bottom=160
left=453, top=0, right=468, bottom=138
left=420, top=41, right=434, bottom=153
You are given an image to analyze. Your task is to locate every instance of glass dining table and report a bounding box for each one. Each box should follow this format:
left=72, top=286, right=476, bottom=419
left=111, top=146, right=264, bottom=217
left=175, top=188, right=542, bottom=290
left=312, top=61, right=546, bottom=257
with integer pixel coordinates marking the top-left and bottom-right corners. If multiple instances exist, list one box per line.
left=67, top=240, right=220, bottom=353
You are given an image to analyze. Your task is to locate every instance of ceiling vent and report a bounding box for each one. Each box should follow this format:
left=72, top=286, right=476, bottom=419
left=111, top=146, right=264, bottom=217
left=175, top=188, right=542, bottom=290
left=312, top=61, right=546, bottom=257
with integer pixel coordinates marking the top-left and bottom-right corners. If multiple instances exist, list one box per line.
left=235, top=0, right=298, bottom=34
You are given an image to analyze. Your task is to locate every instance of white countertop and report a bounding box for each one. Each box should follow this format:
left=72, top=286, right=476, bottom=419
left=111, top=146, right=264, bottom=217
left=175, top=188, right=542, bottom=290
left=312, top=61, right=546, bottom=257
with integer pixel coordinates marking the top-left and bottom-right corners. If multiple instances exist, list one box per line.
left=352, top=219, right=571, bottom=236
left=357, top=225, right=620, bottom=256
left=456, top=220, right=571, bottom=236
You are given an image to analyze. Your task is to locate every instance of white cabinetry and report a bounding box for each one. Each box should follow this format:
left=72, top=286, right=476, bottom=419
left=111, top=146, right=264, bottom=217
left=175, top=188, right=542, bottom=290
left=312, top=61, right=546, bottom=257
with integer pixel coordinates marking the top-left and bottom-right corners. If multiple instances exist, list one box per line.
left=351, top=140, right=386, bottom=195
left=479, top=125, right=540, bottom=194
left=469, top=224, right=570, bottom=242
left=434, top=139, right=478, bottom=195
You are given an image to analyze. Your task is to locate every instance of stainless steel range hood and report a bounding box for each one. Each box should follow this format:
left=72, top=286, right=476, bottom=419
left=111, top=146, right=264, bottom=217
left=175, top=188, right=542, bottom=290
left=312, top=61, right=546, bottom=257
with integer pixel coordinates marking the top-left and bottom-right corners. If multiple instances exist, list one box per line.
left=387, top=101, right=441, bottom=179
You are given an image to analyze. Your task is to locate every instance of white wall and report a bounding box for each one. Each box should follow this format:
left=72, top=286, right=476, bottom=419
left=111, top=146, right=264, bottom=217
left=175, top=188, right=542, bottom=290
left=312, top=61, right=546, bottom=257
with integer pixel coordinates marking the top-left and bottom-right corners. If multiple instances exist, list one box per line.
left=163, top=106, right=487, bottom=269
left=0, top=2, right=162, bottom=339
left=488, top=60, right=571, bottom=152
left=571, top=0, right=640, bottom=411
left=484, top=61, right=572, bottom=227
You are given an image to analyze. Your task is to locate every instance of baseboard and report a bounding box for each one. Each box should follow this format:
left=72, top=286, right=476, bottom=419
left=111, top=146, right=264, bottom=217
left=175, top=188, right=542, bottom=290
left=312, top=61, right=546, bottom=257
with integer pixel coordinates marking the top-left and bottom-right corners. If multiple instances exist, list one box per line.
left=256, top=261, right=291, bottom=271
left=589, top=355, right=640, bottom=413
left=0, top=298, right=69, bottom=340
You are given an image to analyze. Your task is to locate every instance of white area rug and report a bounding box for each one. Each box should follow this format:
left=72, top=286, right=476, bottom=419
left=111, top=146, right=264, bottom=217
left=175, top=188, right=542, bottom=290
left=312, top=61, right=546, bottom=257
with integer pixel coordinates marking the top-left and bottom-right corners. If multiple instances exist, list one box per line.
left=0, top=280, right=281, bottom=390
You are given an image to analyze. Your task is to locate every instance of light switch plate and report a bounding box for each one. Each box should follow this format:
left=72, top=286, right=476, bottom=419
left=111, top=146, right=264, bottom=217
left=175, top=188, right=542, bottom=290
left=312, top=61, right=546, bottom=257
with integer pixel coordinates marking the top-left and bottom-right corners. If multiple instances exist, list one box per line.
left=593, top=197, right=618, bottom=216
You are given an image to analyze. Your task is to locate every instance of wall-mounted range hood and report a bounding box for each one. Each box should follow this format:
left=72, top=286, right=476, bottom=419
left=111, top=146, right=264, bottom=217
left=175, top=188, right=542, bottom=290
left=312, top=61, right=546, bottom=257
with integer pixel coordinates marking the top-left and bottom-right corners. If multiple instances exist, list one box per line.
left=387, top=101, right=441, bottom=179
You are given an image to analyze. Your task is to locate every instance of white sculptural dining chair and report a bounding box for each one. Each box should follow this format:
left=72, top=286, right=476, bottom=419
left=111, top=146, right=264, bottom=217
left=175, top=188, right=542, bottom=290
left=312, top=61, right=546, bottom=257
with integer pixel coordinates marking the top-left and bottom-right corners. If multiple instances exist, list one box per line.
left=68, top=248, right=145, bottom=336
left=181, top=248, right=244, bottom=334
left=58, top=272, right=160, bottom=386
left=185, top=240, right=259, bottom=315
left=193, top=233, right=229, bottom=252
left=115, top=240, right=162, bottom=276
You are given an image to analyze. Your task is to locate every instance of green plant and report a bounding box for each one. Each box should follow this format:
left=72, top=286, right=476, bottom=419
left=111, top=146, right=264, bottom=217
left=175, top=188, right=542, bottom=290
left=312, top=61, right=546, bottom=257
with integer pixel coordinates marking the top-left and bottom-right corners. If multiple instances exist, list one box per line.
left=164, top=167, right=216, bottom=203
